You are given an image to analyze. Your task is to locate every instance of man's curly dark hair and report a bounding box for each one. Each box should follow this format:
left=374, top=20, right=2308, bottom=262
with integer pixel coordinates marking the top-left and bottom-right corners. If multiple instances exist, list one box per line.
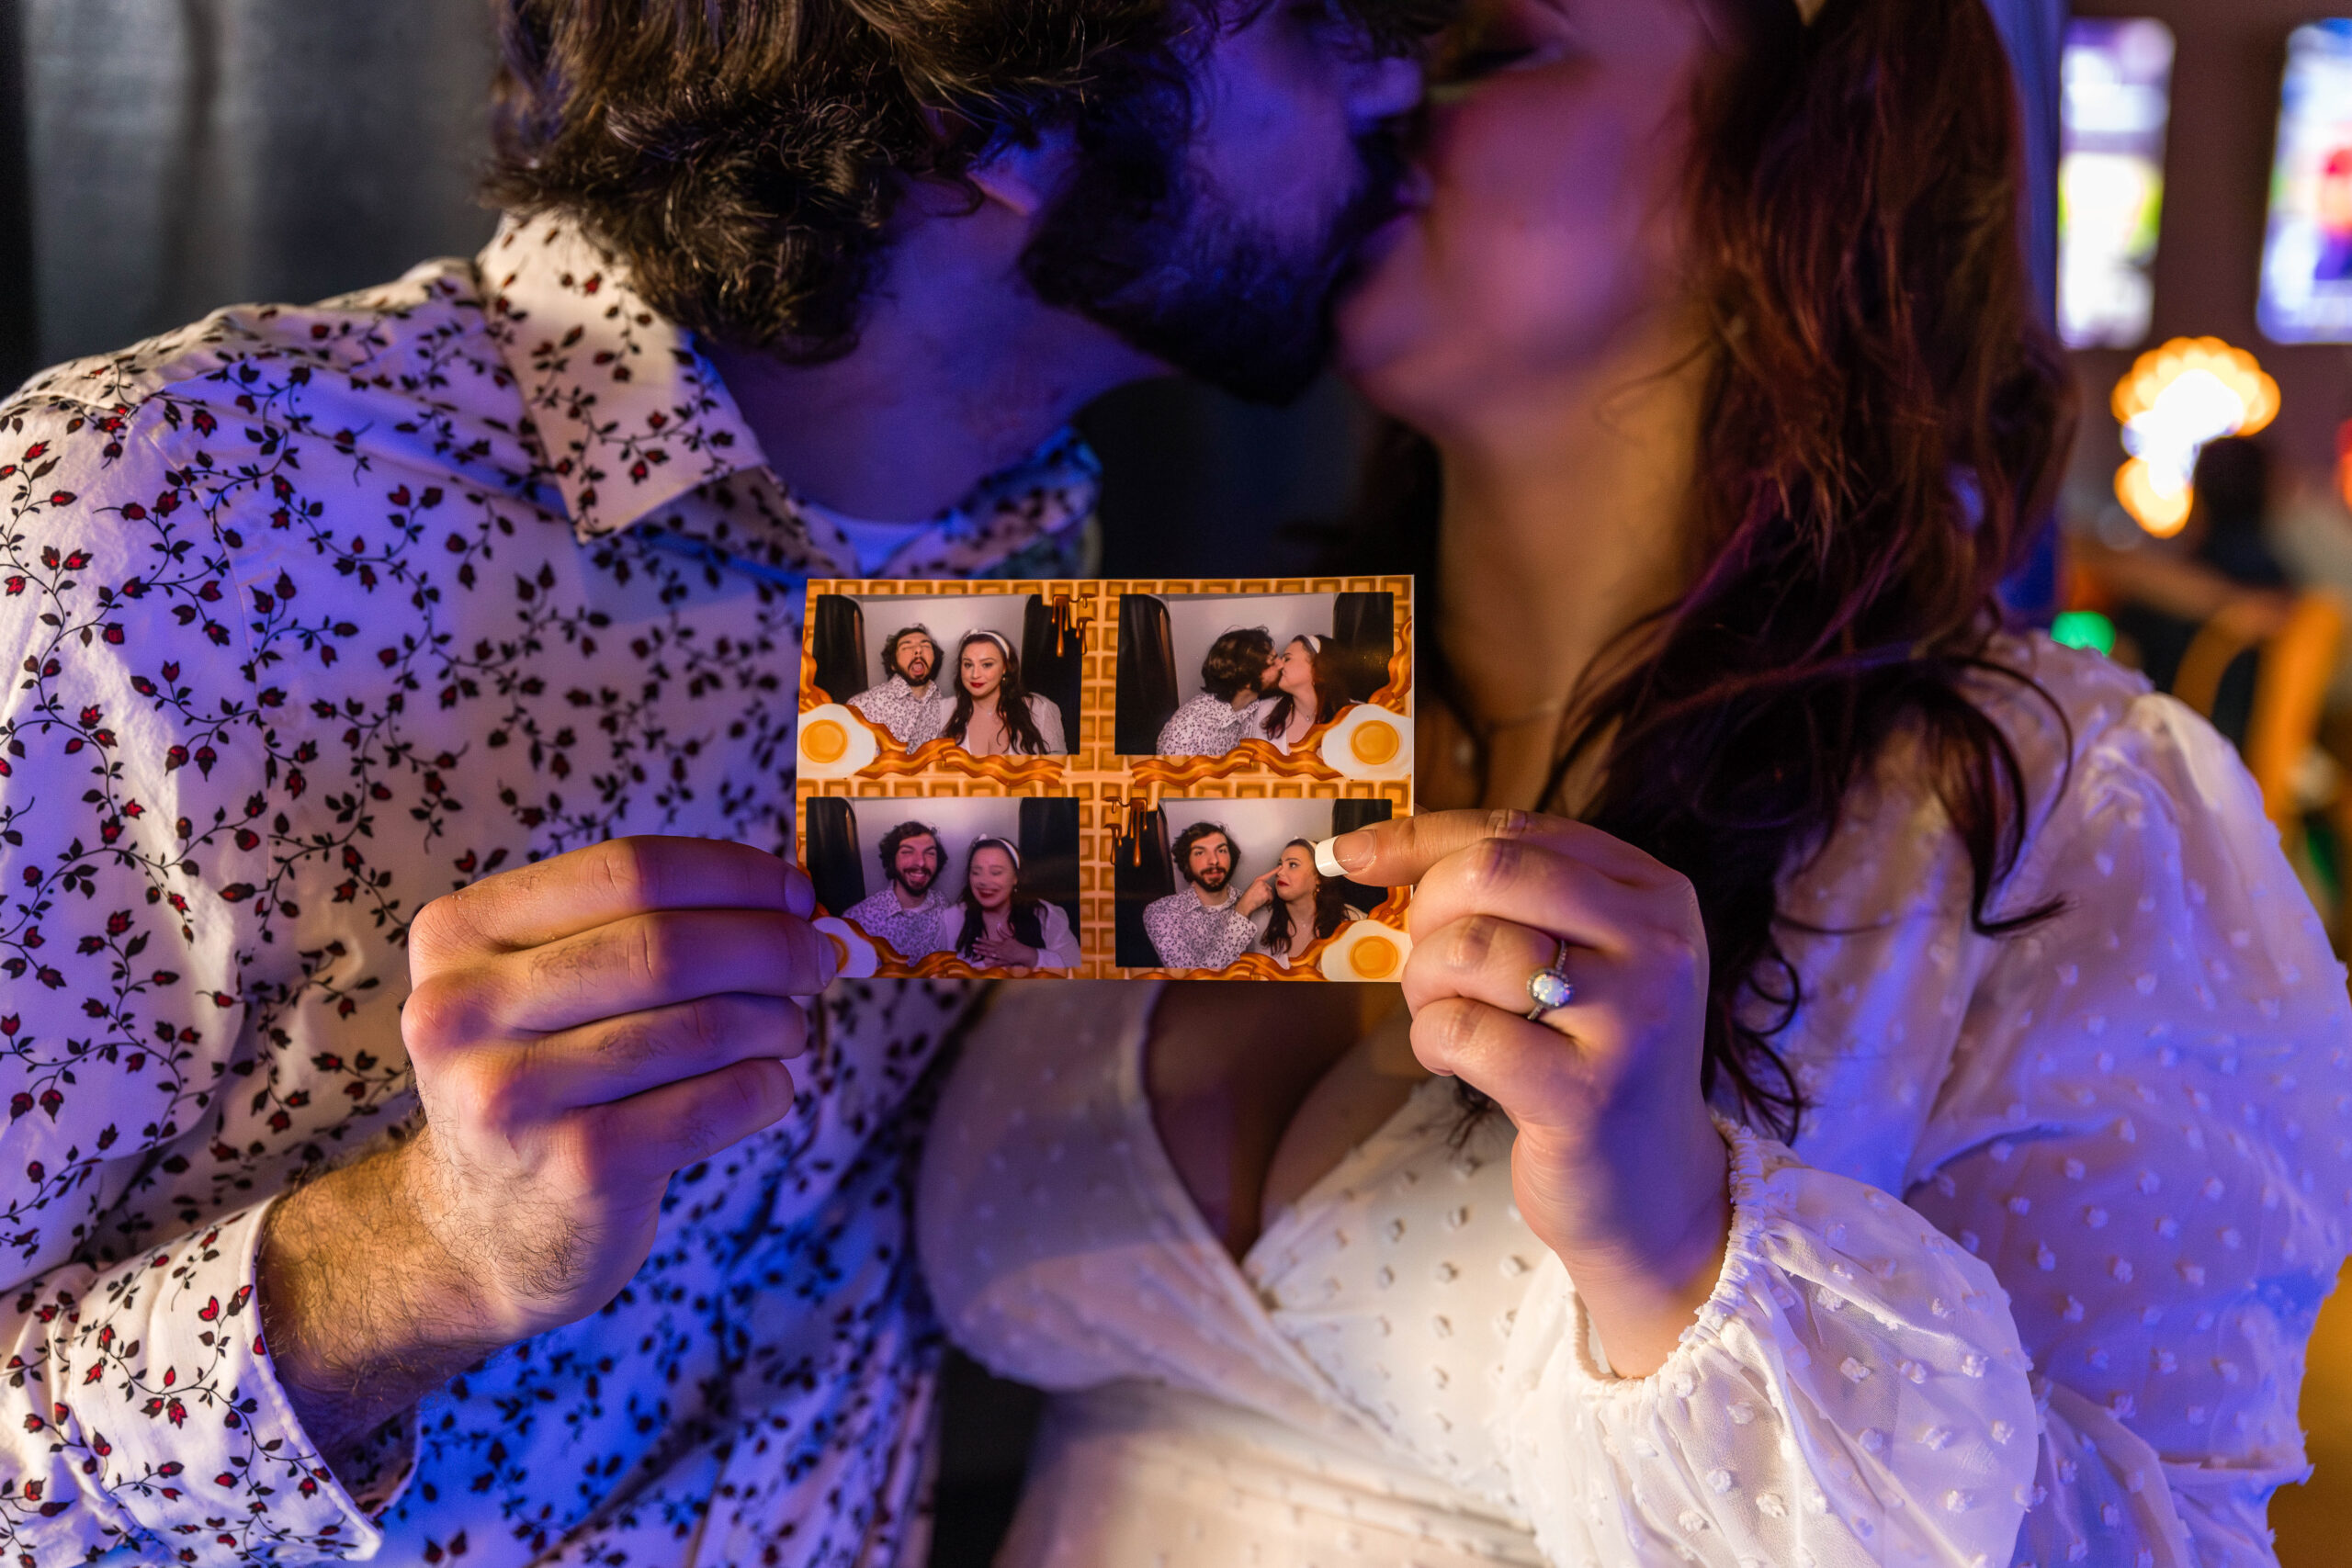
left=485, top=0, right=1447, bottom=363
left=1199, top=626, right=1275, bottom=701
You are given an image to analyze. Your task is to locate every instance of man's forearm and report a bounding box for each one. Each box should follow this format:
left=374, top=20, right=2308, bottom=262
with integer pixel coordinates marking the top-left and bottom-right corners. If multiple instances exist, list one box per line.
left=257, top=1145, right=506, bottom=1480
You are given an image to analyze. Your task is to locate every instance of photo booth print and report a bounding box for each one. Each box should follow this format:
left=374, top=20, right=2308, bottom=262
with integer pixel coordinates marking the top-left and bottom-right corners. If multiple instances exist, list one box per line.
left=1115, top=591, right=1396, bottom=754
left=1113, top=796, right=1394, bottom=975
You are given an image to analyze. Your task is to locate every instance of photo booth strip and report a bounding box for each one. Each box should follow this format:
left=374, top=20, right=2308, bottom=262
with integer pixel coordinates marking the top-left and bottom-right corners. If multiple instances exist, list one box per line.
left=797, top=577, right=1414, bottom=980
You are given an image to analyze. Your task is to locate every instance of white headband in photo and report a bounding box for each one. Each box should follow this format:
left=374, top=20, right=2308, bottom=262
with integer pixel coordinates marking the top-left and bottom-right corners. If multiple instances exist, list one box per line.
left=966, top=629, right=1013, bottom=660
left=969, top=836, right=1021, bottom=871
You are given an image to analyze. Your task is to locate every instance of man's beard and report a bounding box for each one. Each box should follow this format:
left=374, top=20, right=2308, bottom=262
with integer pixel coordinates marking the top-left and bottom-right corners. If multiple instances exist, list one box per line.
left=1189, top=863, right=1231, bottom=892
left=1023, top=101, right=1406, bottom=406
left=892, top=865, right=935, bottom=895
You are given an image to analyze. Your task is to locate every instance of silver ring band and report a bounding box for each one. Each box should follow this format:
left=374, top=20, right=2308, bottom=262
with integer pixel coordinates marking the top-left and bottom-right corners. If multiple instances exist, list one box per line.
left=1525, top=940, right=1575, bottom=1020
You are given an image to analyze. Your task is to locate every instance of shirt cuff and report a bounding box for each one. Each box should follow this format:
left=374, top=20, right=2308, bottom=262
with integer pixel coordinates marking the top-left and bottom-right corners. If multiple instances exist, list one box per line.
left=58, top=1196, right=417, bottom=1562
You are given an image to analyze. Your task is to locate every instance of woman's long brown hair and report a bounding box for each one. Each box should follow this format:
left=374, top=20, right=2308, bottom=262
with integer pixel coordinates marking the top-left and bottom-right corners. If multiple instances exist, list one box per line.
left=944, top=633, right=1053, bottom=756
left=1259, top=638, right=1353, bottom=741
left=1366, top=0, right=2077, bottom=1138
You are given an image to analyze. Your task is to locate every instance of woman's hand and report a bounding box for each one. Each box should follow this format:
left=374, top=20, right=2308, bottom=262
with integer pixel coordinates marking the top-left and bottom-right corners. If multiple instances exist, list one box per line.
left=1326, top=808, right=1730, bottom=1376
left=971, top=934, right=1040, bottom=969
left=1237, top=869, right=1279, bottom=919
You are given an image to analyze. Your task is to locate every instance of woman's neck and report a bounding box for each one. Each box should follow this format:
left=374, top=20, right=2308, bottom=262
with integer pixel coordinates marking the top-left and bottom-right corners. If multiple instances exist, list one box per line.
left=1432, top=309, right=1713, bottom=805
left=971, top=689, right=1001, bottom=715
left=1283, top=894, right=1317, bottom=949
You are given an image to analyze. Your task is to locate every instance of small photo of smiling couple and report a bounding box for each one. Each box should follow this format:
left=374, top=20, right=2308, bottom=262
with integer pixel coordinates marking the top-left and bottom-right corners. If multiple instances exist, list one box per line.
left=803, top=796, right=1084, bottom=976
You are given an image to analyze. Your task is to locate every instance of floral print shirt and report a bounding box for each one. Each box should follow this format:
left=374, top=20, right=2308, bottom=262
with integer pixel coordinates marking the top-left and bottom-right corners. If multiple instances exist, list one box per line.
left=0, top=214, right=1098, bottom=1567
left=1153, top=693, right=1251, bottom=758
left=842, top=886, right=956, bottom=964
left=848, top=677, right=949, bottom=749
left=1141, top=889, right=1258, bottom=973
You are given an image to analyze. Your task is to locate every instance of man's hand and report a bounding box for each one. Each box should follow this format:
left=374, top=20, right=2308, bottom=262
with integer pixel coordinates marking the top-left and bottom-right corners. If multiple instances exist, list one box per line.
left=260, top=837, right=832, bottom=1476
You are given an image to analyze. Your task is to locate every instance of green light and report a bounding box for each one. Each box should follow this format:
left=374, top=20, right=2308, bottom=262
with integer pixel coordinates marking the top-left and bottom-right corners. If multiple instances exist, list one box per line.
left=2051, top=610, right=2117, bottom=658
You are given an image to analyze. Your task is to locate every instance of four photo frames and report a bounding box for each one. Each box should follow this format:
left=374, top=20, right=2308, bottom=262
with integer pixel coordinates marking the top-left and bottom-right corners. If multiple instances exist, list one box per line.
left=797, top=577, right=1414, bottom=980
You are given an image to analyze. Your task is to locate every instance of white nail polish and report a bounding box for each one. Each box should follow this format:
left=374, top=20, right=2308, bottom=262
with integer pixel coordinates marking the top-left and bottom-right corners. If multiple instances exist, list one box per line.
left=1314, top=838, right=1347, bottom=880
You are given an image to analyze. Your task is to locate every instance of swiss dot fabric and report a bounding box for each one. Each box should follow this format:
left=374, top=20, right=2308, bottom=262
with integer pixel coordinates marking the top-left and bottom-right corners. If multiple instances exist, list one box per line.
left=919, top=637, right=2352, bottom=1568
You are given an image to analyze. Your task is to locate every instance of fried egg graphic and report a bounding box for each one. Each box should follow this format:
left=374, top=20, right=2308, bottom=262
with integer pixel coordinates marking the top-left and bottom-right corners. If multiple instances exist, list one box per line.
left=1319, top=705, right=1413, bottom=781
left=1319, top=919, right=1411, bottom=983
left=797, top=704, right=881, bottom=780
left=815, top=916, right=881, bottom=981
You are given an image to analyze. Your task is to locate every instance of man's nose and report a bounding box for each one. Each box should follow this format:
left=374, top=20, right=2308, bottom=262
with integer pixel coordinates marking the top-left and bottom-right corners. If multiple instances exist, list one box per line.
left=1349, top=49, right=1425, bottom=127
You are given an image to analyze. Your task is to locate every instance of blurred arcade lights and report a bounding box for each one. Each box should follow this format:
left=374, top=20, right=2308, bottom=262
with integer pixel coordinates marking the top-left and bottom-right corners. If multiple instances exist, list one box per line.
left=2112, top=338, right=2282, bottom=536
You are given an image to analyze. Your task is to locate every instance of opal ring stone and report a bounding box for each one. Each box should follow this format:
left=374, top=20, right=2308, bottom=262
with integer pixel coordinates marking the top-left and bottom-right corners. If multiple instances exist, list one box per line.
left=1525, top=940, right=1575, bottom=1020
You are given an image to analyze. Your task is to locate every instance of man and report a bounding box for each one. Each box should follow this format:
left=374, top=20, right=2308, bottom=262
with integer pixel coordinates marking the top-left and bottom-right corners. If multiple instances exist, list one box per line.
left=1144, top=822, right=1274, bottom=971
left=843, top=822, right=956, bottom=960
left=0, top=1, right=1425, bottom=1562
left=1155, top=626, right=1275, bottom=755
left=852, top=626, right=951, bottom=747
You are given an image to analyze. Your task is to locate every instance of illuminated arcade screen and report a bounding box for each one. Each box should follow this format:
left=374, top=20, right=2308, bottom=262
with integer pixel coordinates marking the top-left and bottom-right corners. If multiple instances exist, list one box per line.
left=2260, top=21, right=2352, bottom=344
left=2059, top=18, right=2176, bottom=350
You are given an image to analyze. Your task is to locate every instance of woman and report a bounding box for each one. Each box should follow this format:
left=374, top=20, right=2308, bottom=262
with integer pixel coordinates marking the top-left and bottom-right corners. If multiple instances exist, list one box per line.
left=943, top=629, right=1067, bottom=756
left=934, top=838, right=1080, bottom=975
left=1253, top=839, right=1364, bottom=966
left=921, top=1, right=2351, bottom=1565
left=1250, top=634, right=1352, bottom=753
left=1157, top=627, right=1277, bottom=756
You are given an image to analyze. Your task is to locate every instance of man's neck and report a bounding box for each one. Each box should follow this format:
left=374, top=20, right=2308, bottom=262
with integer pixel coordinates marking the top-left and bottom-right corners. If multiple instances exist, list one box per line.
left=1192, top=883, right=1231, bottom=909
left=701, top=183, right=1165, bottom=524
left=892, top=884, right=932, bottom=911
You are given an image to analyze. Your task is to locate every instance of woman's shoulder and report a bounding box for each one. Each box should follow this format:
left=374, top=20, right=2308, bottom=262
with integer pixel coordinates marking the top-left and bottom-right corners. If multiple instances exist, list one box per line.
left=1805, top=634, right=2232, bottom=918
left=1916, top=629, right=2269, bottom=896
left=1961, top=629, right=2210, bottom=811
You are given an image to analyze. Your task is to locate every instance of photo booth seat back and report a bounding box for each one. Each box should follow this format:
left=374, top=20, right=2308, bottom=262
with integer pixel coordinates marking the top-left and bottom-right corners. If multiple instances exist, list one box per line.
left=812, top=595, right=867, bottom=705
left=1020, top=599, right=1084, bottom=750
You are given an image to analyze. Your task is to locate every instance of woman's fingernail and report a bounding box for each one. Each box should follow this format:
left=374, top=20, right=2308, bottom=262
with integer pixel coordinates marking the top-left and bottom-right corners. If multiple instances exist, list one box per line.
left=1319, top=831, right=1374, bottom=876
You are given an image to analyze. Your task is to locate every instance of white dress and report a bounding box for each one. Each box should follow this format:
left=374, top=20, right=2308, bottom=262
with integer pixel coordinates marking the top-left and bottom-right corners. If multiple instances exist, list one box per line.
left=932, top=899, right=1082, bottom=972
left=917, top=637, right=2352, bottom=1568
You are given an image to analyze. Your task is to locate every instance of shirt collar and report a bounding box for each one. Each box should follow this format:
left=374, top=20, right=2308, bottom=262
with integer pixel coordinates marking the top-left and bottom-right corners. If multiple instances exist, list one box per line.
left=479, top=214, right=1101, bottom=565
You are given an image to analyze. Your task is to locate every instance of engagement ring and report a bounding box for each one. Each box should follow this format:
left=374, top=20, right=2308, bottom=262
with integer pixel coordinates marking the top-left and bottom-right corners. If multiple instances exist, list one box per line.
left=1526, top=941, right=1575, bottom=1019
